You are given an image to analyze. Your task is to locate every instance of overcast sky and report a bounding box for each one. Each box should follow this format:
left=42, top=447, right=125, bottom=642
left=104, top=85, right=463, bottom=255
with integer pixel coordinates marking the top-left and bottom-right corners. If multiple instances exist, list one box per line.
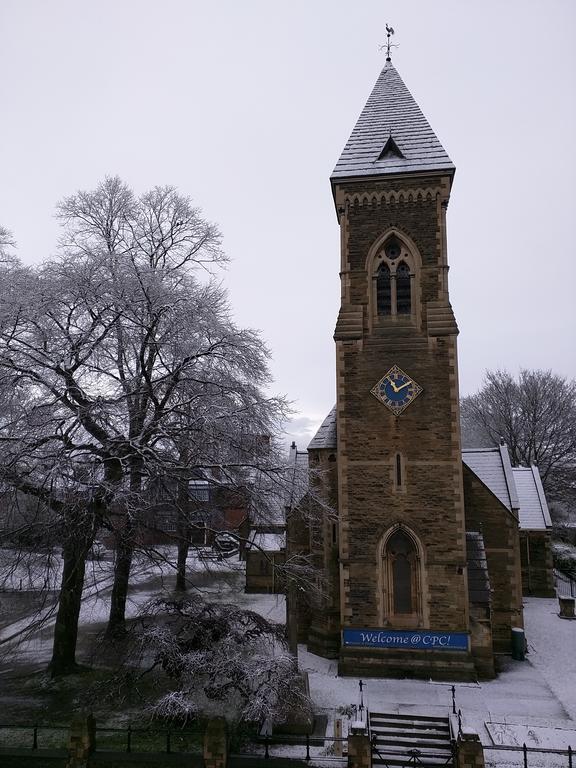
left=1, top=0, right=575, bottom=450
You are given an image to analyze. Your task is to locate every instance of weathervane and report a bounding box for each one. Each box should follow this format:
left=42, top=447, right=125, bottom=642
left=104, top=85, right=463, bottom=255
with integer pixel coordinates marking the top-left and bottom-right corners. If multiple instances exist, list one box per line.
left=380, top=24, right=398, bottom=62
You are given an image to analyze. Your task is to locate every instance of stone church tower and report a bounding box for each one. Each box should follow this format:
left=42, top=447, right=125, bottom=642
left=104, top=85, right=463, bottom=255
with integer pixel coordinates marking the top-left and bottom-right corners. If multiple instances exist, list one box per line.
left=329, top=59, right=471, bottom=678
left=287, top=55, right=529, bottom=680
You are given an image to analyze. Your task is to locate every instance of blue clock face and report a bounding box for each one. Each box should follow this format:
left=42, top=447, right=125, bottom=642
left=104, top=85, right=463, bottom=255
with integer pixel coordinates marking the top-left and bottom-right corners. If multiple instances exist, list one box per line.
left=381, top=373, right=413, bottom=403
left=371, top=365, right=423, bottom=415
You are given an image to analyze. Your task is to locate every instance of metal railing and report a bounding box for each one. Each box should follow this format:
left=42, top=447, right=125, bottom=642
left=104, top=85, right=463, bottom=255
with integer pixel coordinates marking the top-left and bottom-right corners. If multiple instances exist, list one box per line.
left=0, top=723, right=68, bottom=751
left=555, top=568, right=576, bottom=598
left=0, top=722, right=202, bottom=755
left=247, top=733, right=348, bottom=763
left=484, top=742, right=574, bottom=767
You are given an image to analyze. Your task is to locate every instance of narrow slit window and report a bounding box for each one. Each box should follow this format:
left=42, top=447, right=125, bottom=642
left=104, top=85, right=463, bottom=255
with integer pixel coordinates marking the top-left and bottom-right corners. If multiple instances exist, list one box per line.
left=396, top=261, right=411, bottom=314
left=377, top=263, right=392, bottom=315
left=396, top=453, right=403, bottom=487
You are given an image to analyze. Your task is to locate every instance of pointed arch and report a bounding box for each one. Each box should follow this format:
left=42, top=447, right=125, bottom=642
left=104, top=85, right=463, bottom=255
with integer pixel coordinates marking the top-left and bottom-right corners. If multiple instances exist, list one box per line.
left=366, top=228, right=421, bottom=329
left=378, top=524, right=425, bottom=628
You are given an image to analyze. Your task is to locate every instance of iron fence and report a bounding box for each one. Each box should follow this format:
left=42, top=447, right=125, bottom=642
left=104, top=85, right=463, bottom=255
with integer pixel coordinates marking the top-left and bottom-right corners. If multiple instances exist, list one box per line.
left=0, top=722, right=203, bottom=755
left=371, top=742, right=456, bottom=766
left=245, top=733, right=348, bottom=763
left=484, top=743, right=574, bottom=767
left=0, top=723, right=68, bottom=751
left=555, top=569, right=576, bottom=598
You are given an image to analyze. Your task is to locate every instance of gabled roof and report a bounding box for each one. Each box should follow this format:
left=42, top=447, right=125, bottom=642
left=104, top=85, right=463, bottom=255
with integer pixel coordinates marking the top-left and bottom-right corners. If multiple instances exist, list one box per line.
left=462, top=446, right=520, bottom=514
left=308, top=406, right=337, bottom=450
left=331, top=61, right=455, bottom=182
left=512, top=466, right=552, bottom=531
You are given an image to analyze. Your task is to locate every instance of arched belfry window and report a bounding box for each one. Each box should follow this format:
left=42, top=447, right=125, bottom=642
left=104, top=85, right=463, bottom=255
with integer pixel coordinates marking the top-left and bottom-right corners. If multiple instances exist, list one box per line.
left=381, top=527, right=423, bottom=627
left=376, top=263, right=391, bottom=315
left=396, top=261, right=411, bottom=314
left=372, top=235, right=416, bottom=320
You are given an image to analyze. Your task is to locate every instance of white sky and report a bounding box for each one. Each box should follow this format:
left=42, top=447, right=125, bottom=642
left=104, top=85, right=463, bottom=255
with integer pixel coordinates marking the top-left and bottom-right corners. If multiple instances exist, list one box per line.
left=1, top=0, right=575, bottom=449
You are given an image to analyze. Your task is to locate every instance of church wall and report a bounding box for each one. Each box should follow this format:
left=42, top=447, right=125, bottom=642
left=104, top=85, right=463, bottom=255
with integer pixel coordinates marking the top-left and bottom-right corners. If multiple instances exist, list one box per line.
left=307, top=448, right=341, bottom=657
left=462, top=466, right=523, bottom=653
left=334, top=174, right=472, bottom=677
left=519, top=531, right=555, bottom=597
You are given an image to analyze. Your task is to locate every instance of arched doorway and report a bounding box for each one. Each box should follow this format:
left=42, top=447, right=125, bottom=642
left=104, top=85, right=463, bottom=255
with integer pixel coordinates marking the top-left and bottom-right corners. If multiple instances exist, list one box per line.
left=381, top=527, right=423, bottom=627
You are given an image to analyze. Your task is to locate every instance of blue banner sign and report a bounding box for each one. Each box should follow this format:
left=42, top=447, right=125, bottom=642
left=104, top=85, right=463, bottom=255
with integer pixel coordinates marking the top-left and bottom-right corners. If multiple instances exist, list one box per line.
left=342, top=629, right=469, bottom=652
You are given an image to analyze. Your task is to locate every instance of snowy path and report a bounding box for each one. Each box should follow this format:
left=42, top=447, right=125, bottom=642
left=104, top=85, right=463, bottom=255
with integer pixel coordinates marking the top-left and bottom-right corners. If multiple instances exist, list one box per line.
left=302, top=597, right=576, bottom=764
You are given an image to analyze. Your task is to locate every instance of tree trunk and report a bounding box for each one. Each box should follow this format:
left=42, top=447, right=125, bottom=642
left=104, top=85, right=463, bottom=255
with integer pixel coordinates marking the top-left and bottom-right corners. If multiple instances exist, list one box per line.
left=106, top=526, right=133, bottom=638
left=175, top=447, right=191, bottom=592
left=106, top=457, right=139, bottom=638
left=48, top=543, right=87, bottom=677
left=175, top=537, right=189, bottom=592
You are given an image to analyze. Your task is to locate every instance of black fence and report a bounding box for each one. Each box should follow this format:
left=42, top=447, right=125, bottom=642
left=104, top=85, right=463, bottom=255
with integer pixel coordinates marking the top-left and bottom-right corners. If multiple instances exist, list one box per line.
left=0, top=722, right=203, bottom=755
left=484, top=743, right=574, bottom=767
left=237, top=733, right=347, bottom=763
left=555, top=569, right=576, bottom=598
left=0, top=723, right=68, bottom=751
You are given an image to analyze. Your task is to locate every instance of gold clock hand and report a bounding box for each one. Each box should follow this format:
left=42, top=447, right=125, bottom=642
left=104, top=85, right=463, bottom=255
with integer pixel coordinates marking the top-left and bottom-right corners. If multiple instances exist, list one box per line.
left=388, top=380, right=400, bottom=393
left=395, top=380, right=412, bottom=392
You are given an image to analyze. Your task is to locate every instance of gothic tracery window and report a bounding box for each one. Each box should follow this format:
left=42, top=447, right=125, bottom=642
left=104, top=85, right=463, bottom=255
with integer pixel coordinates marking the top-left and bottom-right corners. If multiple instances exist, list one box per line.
left=373, top=236, right=415, bottom=319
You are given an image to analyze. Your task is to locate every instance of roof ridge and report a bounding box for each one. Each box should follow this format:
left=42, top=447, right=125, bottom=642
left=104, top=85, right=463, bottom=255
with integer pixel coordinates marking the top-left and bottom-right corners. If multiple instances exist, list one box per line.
left=331, top=61, right=454, bottom=181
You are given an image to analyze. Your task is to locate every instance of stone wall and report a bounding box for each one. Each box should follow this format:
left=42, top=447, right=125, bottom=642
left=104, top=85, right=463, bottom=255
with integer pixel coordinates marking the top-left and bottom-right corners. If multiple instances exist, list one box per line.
left=463, top=466, right=523, bottom=653
left=519, top=531, right=555, bottom=597
left=333, top=174, right=473, bottom=678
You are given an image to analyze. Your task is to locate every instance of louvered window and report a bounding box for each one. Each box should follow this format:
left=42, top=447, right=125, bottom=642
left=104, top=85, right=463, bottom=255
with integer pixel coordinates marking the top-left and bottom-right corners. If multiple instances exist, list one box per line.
left=377, top=263, right=391, bottom=315
left=396, top=261, right=411, bottom=314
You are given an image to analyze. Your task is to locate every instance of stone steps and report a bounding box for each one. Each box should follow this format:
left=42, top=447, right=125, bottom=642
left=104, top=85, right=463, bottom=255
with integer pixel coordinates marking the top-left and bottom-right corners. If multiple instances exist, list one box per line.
left=370, top=712, right=454, bottom=767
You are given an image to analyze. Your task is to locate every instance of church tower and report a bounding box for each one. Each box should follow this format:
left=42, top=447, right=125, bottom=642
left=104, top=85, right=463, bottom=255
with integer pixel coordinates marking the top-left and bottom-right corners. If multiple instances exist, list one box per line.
left=329, top=57, right=474, bottom=678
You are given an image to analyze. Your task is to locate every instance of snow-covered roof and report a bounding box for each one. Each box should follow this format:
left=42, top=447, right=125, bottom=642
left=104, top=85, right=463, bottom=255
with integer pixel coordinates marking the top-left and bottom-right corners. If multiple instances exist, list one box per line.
left=462, top=446, right=519, bottom=513
left=308, top=406, right=337, bottom=450
left=331, top=61, right=455, bottom=182
left=466, top=532, right=490, bottom=606
left=512, top=466, right=552, bottom=531
left=247, top=531, right=286, bottom=552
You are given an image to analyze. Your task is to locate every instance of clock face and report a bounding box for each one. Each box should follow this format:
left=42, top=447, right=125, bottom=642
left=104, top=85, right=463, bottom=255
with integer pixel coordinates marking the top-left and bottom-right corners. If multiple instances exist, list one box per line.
left=370, top=365, right=423, bottom=415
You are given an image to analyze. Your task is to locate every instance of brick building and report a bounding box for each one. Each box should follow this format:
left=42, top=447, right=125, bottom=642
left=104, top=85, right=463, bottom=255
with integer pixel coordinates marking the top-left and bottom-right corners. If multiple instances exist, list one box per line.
left=287, top=58, right=553, bottom=680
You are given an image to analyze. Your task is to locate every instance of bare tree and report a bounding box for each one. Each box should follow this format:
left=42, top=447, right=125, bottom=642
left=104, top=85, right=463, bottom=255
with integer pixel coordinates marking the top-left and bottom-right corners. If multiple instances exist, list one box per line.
left=0, top=180, right=292, bottom=673
left=461, top=369, right=576, bottom=505
left=104, top=595, right=310, bottom=725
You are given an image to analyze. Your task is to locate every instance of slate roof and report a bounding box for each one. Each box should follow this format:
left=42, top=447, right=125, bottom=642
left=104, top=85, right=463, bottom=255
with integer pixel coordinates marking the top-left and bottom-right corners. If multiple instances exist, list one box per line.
left=512, top=467, right=552, bottom=531
left=308, top=406, right=337, bottom=450
left=466, top=532, right=491, bottom=606
left=462, top=446, right=520, bottom=513
left=331, top=61, right=455, bottom=181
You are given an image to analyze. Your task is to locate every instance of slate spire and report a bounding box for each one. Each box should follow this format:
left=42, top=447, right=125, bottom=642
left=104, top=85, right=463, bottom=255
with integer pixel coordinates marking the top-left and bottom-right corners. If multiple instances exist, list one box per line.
left=331, top=61, right=455, bottom=180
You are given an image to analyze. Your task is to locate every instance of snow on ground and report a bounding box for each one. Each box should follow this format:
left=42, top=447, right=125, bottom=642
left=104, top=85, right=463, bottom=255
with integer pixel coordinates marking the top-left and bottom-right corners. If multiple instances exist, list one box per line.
left=301, top=597, right=576, bottom=765
left=1, top=547, right=574, bottom=766
left=0, top=547, right=285, bottom=670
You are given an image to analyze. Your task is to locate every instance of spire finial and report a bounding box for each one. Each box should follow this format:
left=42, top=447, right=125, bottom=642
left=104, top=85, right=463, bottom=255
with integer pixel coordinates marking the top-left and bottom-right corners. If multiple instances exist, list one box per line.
left=381, top=24, right=398, bottom=62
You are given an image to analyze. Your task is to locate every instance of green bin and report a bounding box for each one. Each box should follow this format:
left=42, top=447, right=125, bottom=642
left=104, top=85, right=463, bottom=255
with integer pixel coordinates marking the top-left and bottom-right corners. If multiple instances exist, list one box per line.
left=511, top=627, right=525, bottom=660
